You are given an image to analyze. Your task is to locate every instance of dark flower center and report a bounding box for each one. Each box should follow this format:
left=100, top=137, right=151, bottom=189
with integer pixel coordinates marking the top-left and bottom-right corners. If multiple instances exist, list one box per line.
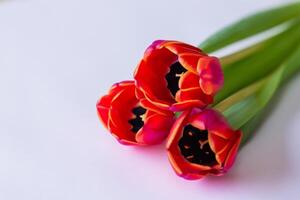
left=178, top=124, right=217, bottom=166
left=165, top=61, right=187, bottom=97
left=128, top=106, right=147, bottom=133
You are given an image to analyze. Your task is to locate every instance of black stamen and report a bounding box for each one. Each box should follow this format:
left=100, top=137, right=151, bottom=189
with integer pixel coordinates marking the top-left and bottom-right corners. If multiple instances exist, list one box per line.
left=128, top=106, right=147, bottom=133
left=165, top=61, right=187, bottom=97
left=132, top=107, right=147, bottom=116
left=178, top=124, right=217, bottom=166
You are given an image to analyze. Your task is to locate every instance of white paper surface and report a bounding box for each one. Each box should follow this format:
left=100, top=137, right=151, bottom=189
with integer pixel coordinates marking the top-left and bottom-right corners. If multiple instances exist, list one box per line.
left=0, top=0, right=299, bottom=199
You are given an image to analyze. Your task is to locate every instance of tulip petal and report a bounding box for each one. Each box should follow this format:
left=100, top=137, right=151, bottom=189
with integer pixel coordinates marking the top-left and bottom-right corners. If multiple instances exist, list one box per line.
left=166, top=110, right=191, bottom=149
left=109, top=86, right=137, bottom=129
left=176, top=87, right=212, bottom=103
left=108, top=117, right=137, bottom=145
left=190, top=109, right=234, bottom=139
left=173, top=88, right=213, bottom=111
left=97, top=102, right=110, bottom=129
left=182, top=173, right=204, bottom=180
left=135, top=86, right=145, bottom=99
left=136, top=112, right=174, bottom=145
left=178, top=71, right=201, bottom=91
left=163, top=41, right=203, bottom=55
left=96, top=81, right=133, bottom=128
left=208, top=131, right=229, bottom=154
left=134, top=47, right=177, bottom=106
left=144, top=40, right=165, bottom=55
left=167, top=149, right=211, bottom=180
left=167, top=151, right=185, bottom=176
left=171, top=100, right=209, bottom=112
left=139, top=98, right=171, bottom=116
left=142, top=90, right=173, bottom=110
left=197, top=57, right=224, bottom=95
left=223, top=131, right=242, bottom=170
left=178, top=53, right=204, bottom=74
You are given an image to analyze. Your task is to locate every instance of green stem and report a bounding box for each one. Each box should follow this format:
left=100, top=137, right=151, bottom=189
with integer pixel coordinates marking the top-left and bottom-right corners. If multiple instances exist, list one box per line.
left=214, top=42, right=300, bottom=146
left=196, top=2, right=300, bottom=148
left=215, top=20, right=300, bottom=104
left=220, top=41, right=267, bottom=67
left=200, top=2, right=300, bottom=53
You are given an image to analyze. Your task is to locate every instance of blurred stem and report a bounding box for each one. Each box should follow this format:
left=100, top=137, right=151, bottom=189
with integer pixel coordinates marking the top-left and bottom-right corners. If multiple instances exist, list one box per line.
left=239, top=110, right=265, bottom=146
left=220, top=41, right=266, bottom=67
left=241, top=43, right=300, bottom=146
left=200, top=2, right=300, bottom=53
left=214, top=20, right=300, bottom=104
left=196, top=2, right=300, bottom=149
left=214, top=42, right=300, bottom=146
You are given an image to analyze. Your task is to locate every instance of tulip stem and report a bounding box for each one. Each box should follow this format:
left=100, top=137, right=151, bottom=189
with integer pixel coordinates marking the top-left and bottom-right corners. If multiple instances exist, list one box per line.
left=200, top=2, right=300, bottom=53
left=214, top=42, right=300, bottom=147
left=215, top=19, right=300, bottom=104
left=199, top=2, right=300, bottom=148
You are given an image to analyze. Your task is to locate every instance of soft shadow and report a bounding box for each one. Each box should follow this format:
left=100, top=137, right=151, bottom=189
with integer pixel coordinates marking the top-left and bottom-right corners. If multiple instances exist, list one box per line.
left=126, top=141, right=168, bottom=164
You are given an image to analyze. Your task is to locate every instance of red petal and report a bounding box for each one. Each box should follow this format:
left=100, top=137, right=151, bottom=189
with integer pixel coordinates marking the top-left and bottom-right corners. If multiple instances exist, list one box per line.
left=179, top=71, right=200, bottom=89
left=166, top=110, right=191, bottom=149
left=140, top=98, right=173, bottom=116
left=176, top=87, right=212, bottom=103
left=106, top=82, right=140, bottom=144
left=96, top=81, right=134, bottom=128
left=136, top=112, right=174, bottom=145
left=167, top=148, right=211, bottom=180
left=214, top=132, right=241, bottom=170
left=109, top=86, right=137, bottom=128
left=183, top=173, right=204, bottom=180
left=172, top=88, right=213, bottom=111
left=163, top=41, right=204, bottom=55
left=108, top=118, right=138, bottom=145
left=135, top=86, right=145, bottom=99
left=141, top=89, right=173, bottom=110
left=223, top=131, right=242, bottom=170
left=208, top=131, right=229, bottom=155
left=171, top=100, right=209, bottom=112
left=167, top=151, right=184, bottom=176
left=190, top=109, right=234, bottom=139
left=197, top=57, right=224, bottom=95
left=97, top=102, right=110, bottom=129
left=178, top=53, right=204, bottom=74
left=134, top=46, right=177, bottom=106
left=144, top=40, right=165, bottom=53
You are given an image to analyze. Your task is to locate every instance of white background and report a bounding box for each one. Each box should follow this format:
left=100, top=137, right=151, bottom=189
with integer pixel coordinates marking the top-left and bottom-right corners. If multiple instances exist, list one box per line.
left=1, top=0, right=300, bottom=199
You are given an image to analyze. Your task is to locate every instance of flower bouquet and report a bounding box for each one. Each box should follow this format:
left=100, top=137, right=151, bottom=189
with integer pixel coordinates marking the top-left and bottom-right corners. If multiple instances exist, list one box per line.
left=96, top=2, right=300, bottom=180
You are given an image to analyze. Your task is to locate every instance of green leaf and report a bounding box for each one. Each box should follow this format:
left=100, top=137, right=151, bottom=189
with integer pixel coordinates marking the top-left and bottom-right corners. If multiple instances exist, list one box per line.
left=199, top=2, right=300, bottom=53
left=213, top=42, right=300, bottom=143
left=215, top=22, right=300, bottom=104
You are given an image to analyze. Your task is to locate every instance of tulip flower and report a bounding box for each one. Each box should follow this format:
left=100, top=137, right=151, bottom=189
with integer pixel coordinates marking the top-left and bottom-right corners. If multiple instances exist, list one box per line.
left=134, top=40, right=223, bottom=111
left=96, top=2, right=300, bottom=181
left=166, top=108, right=241, bottom=180
left=97, top=80, right=174, bottom=145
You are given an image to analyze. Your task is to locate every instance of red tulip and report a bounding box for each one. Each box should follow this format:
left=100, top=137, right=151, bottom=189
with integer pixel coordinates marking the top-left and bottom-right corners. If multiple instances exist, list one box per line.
left=134, top=40, right=223, bottom=111
left=97, top=80, right=175, bottom=145
left=166, top=108, right=241, bottom=180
